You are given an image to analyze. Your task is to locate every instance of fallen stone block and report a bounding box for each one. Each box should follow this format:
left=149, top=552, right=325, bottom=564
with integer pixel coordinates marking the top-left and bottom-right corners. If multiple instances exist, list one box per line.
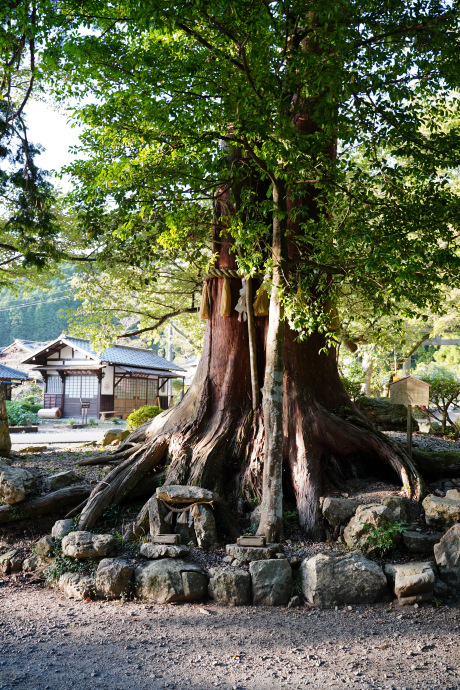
left=322, top=497, right=358, bottom=527
left=58, top=572, right=96, bottom=600
left=402, top=530, right=443, bottom=554
left=45, top=470, right=79, bottom=492
left=0, top=549, right=18, bottom=574
left=381, top=495, right=407, bottom=522
left=422, top=494, right=460, bottom=530
left=434, top=524, right=460, bottom=591
left=384, top=561, right=436, bottom=602
left=249, top=559, right=292, bottom=606
left=96, top=558, right=134, bottom=599
left=301, top=552, right=389, bottom=606
left=208, top=567, right=251, bottom=606
left=343, top=504, right=394, bottom=552
left=0, top=461, right=35, bottom=505
left=35, top=535, right=55, bottom=559
left=51, top=519, right=74, bottom=540
left=135, top=558, right=207, bottom=603
left=61, top=531, right=115, bottom=559
left=140, top=543, right=190, bottom=559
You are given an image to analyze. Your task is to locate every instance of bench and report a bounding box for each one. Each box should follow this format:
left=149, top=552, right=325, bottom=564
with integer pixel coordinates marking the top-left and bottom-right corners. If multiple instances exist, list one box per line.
left=99, top=410, right=124, bottom=421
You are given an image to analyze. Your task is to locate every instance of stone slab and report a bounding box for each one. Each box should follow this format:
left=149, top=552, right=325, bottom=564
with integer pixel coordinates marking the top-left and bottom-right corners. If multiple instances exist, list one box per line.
left=226, top=543, right=281, bottom=563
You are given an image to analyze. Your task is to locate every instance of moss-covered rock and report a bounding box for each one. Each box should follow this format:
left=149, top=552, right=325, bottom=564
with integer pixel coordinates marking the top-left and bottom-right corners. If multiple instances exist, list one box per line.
left=356, top=396, right=416, bottom=431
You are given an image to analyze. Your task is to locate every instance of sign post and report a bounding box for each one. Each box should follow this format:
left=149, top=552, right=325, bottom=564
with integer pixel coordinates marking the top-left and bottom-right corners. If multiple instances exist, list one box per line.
left=389, top=376, right=430, bottom=458
left=80, top=400, right=90, bottom=425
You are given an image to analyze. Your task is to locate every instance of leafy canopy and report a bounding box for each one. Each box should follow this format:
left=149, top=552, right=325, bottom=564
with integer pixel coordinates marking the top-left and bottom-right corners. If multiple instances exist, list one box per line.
left=41, top=1, right=460, bottom=340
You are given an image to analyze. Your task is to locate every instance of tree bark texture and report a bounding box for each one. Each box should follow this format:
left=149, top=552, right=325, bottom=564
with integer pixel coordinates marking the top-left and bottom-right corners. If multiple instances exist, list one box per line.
left=84, top=275, right=423, bottom=538
left=258, top=180, right=287, bottom=542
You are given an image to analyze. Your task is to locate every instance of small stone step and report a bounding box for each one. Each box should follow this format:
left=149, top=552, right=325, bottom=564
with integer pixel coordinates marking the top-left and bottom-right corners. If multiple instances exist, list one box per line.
left=226, top=543, right=282, bottom=563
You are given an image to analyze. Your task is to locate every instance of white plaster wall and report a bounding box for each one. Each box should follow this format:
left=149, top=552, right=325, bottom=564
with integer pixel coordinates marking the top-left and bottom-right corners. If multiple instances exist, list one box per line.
left=101, top=365, right=114, bottom=395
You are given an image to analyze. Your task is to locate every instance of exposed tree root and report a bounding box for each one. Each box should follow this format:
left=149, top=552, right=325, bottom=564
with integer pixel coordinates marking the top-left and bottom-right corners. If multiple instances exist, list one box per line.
left=75, top=438, right=168, bottom=530
left=0, top=485, right=90, bottom=524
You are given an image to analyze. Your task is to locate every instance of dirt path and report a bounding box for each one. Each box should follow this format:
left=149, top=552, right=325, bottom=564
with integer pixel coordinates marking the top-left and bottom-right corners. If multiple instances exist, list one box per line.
left=1, top=582, right=459, bottom=690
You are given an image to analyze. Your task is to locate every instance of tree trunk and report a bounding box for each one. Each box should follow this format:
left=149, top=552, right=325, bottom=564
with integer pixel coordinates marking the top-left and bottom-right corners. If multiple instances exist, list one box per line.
left=258, top=179, right=287, bottom=542
left=78, top=269, right=423, bottom=538
left=0, top=382, right=11, bottom=458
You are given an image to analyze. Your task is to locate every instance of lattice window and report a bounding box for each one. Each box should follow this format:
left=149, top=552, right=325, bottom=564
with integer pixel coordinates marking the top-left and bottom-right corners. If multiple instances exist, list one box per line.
left=46, top=376, right=62, bottom=394
left=137, top=379, right=147, bottom=400
left=147, top=379, right=158, bottom=403
left=65, top=376, right=98, bottom=398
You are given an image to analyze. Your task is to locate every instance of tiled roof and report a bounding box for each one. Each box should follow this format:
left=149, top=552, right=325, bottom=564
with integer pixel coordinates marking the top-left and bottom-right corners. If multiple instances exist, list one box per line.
left=0, top=364, right=29, bottom=380
left=63, top=335, right=185, bottom=372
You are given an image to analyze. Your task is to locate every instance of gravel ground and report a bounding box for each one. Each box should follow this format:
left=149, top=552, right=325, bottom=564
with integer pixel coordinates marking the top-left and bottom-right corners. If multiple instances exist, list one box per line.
left=384, top=430, right=460, bottom=454
left=1, top=581, right=459, bottom=690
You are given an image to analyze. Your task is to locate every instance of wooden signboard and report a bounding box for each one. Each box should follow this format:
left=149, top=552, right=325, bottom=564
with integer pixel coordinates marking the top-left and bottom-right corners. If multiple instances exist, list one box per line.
left=389, top=376, right=429, bottom=407
left=237, top=535, right=266, bottom=547
left=389, top=375, right=430, bottom=458
left=153, top=534, right=181, bottom=545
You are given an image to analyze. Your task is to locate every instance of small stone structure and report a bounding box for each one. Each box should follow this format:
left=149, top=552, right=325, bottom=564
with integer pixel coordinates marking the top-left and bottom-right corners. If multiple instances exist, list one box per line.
left=149, top=485, right=218, bottom=549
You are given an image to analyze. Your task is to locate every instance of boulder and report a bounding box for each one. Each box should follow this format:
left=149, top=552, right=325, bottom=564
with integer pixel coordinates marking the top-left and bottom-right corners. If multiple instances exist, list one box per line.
left=0, top=461, right=35, bottom=504
left=356, top=396, right=416, bottom=431
left=102, top=429, right=130, bottom=447
left=51, top=519, right=75, bottom=540
left=9, top=555, right=23, bottom=572
left=96, top=558, right=134, bottom=599
left=301, top=552, right=388, bottom=606
left=226, top=543, right=281, bottom=563
left=422, top=494, right=460, bottom=530
left=322, top=497, right=358, bottom=527
left=0, top=549, right=18, bottom=575
left=148, top=496, right=170, bottom=538
left=61, top=531, right=115, bottom=559
left=434, top=524, right=460, bottom=591
left=135, top=558, right=207, bottom=603
left=343, top=504, right=394, bottom=552
left=45, top=470, right=79, bottom=492
left=156, top=485, right=215, bottom=504
left=193, top=504, right=218, bottom=549
left=445, top=489, right=460, bottom=501
left=208, top=567, right=251, bottom=606
left=384, top=562, right=436, bottom=604
left=381, top=496, right=407, bottom=522
left=58, top=572, right=96, bottom=600
left=249, top=560, right=292, bottom=606
left=35, top=535, right=55, bottom=559
left=22, top=555, right=40, bottom=572
left=139, top=543, right=190, bottom=559
left=402, top=530, right=443, bottom=554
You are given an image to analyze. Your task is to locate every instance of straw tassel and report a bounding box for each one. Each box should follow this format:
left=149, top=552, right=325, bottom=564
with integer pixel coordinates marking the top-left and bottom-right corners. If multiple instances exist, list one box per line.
left=200, top=281, right=210, bottom=320
left=253, top=284, right=270, bottom=316
left=177, top=510, right=189, bottom=524
left=220, top=277, right=232, bottom=317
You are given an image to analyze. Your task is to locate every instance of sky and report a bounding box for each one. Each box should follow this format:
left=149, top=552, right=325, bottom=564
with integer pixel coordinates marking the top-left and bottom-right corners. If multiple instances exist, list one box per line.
left=25, top=99, right=82, bottom=189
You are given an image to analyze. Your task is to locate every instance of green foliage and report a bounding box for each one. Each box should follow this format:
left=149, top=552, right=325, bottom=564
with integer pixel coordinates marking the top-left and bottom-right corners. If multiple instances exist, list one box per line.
left=362, top=520, right=407, bottom=556
left=126, top=404, right=162, bottom=431
left=283, top=509, right=299, bottom=535
left=5, top=400, right=38, bottom=426
left=0, top=265, right=80, bottom=347
left=46, top=553, right=98, bottom=585
left=39, top=0, right=460, bottom=348
left=414, top=362, right=460, bottom=433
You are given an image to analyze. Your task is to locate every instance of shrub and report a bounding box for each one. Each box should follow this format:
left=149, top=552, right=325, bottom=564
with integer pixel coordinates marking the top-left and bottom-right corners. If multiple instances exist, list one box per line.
left=5, top=400, right=39, bottom=426
left=126, top=404, right=162, bottom=431
left=362, top=520, right=407, bottom=556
